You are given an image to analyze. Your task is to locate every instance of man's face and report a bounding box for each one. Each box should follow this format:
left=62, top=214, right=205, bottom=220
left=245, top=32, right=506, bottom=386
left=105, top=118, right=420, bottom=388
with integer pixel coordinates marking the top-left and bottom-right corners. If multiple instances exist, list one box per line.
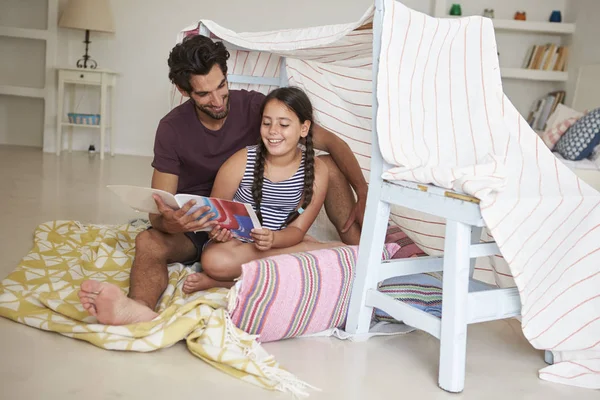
left=183, top=64, right=230, bottom=120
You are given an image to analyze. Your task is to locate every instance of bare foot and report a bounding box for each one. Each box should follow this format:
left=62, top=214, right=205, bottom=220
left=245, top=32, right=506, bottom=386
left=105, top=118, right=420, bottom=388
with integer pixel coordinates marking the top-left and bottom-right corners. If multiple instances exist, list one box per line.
left=78, top=280, right=158, bottom=325
left=183, top=272, right=235, bottom=294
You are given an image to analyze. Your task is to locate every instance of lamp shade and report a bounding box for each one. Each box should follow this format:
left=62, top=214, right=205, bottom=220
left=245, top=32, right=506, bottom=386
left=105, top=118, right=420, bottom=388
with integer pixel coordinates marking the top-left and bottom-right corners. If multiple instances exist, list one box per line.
left=59, top=0, right=115, bottom=33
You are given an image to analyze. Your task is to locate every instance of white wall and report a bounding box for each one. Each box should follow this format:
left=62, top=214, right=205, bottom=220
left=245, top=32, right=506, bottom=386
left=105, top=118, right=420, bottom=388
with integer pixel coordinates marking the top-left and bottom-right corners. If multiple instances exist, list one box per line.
left=43, top=0, right=596, bottom=156
left=565, top=0, right=600, bottom=107
left=48, top=0, right=436, bottom=156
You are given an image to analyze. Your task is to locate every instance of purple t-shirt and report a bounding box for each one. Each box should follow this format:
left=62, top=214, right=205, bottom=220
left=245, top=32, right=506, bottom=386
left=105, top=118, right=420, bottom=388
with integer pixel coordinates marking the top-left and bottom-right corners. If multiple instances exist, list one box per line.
left=152, top=90, right=266, bottom=196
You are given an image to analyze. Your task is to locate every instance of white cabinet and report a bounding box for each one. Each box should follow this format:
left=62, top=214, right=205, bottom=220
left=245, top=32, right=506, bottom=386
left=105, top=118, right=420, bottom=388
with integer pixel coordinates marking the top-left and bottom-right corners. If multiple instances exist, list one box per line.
left=0, top=0, right=58, bottom=147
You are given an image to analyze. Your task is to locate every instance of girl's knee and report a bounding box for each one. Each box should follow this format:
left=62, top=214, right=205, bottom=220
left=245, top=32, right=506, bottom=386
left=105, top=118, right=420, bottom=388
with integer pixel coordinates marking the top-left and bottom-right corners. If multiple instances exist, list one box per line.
left=201, top=246, right=239, bottom=280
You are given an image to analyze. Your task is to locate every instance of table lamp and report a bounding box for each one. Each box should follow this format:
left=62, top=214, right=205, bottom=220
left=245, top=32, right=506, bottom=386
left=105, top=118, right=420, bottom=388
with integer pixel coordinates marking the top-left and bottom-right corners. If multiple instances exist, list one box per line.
left=58, top=0, right=115, bottom=69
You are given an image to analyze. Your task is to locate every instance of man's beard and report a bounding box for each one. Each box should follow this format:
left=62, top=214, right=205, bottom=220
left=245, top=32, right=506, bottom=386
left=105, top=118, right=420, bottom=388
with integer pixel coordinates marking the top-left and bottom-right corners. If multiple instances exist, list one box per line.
left=195, top=96, right=230, bottom=120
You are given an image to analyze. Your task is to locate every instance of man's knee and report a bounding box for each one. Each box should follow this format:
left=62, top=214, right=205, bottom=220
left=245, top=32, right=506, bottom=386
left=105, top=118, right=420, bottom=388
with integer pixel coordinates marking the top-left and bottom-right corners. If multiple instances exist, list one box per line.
left=317, top=155, right=343, bottom=182
left=135, top=229, right=169, bottom=259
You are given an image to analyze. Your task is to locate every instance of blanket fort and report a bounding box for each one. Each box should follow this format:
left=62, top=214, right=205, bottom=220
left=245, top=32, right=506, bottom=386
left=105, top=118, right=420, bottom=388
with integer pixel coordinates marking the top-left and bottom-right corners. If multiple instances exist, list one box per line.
left=172, top=1, right=599, bottom=389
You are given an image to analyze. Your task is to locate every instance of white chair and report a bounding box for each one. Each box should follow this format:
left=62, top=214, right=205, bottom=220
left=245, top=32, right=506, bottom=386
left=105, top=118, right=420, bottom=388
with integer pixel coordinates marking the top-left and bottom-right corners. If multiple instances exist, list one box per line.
left=345, top=0, right=522, bottom=393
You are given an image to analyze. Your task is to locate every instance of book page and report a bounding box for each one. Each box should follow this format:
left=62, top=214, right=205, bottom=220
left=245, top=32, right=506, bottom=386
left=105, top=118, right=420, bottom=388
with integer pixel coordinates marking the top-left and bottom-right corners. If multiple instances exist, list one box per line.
left=107, top=185, right=179, bottom=214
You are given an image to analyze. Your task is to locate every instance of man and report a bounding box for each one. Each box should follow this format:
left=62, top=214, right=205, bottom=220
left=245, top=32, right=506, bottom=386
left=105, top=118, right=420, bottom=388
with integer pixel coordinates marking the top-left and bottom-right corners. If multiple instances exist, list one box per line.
left=78, top=35, right=367, bottom=326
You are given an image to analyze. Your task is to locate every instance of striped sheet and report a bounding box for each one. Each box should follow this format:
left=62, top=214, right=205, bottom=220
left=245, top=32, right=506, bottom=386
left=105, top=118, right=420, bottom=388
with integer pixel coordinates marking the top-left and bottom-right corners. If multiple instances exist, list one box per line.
left=376, top=0, right=600, bottom=389
left=178, top=1, right=599, bottom=388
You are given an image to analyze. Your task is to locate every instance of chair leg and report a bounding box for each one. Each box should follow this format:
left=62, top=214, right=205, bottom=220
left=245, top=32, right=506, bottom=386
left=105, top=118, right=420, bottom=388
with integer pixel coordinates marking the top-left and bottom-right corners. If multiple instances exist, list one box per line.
left=438, top=220, right=472, bottom=393
left=470, top=227, right=482, bottom=279
left=346, top=196, right=390, bottom=335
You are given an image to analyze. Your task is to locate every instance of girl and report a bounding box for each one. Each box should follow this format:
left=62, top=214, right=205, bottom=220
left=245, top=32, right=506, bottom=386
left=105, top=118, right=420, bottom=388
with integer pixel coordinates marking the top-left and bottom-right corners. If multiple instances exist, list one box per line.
left=183, top=87, right=343, bottom=294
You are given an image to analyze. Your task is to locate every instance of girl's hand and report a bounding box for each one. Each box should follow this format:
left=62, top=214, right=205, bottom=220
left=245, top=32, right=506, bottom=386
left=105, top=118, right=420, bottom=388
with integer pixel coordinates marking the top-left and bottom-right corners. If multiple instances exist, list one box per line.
left=209, top=225, right=233, bottom=243
left=251, top=228, right=274, bottom=251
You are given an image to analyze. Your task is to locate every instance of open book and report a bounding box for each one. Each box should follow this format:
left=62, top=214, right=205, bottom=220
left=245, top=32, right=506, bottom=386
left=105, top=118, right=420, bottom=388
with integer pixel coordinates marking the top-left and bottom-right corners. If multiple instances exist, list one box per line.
left=107, top=185, right=261, bottom=241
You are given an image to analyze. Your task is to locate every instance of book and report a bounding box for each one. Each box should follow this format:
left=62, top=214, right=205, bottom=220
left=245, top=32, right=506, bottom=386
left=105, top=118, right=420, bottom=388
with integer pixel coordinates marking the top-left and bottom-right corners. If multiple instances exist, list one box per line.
left=107, top=185, right=262, bottom=241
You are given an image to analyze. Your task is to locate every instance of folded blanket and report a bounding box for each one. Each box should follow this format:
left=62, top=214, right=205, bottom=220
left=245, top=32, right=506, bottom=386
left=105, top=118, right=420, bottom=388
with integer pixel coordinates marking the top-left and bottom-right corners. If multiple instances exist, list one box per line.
left=0, top=221, right=315, bottom=397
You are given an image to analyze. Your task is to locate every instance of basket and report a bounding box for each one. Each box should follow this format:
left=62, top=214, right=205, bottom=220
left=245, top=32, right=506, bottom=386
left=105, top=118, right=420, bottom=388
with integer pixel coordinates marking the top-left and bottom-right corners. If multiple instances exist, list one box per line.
left=67, top=113, right=101, bottom=125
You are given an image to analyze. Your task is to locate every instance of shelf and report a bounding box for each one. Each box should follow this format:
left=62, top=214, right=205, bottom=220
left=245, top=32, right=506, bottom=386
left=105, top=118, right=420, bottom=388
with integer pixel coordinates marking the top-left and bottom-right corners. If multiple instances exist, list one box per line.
left=0, top=26, right=48, bottom=41
left=501, top=68, right=568, bottom=82
left=444, top=16, right=575, bottom=35
left=0, top=85, right=45, bottom=98
left=492, top=19, right=575, bottom=35
left=61, top=123, right=101, bottom=129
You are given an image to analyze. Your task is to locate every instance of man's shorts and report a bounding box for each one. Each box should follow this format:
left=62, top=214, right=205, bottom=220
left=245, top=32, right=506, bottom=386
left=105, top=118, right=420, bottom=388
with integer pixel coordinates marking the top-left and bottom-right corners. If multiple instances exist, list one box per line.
left=183, top=231, right=210, bottom=265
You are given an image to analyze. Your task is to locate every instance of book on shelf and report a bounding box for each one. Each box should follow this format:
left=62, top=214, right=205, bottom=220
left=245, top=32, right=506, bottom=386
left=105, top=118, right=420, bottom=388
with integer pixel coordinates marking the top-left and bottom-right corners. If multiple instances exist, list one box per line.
left=526, top=90, right=566, bottom=131
left=107, top=185, right=262, bottom=241
left=523, top=44, right=569, bottom=72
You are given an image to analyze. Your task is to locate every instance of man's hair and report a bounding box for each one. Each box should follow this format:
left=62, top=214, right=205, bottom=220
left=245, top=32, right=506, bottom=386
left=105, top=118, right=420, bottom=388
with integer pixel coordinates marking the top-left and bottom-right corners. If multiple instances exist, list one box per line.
left=168, top=35, right=230, bottom=93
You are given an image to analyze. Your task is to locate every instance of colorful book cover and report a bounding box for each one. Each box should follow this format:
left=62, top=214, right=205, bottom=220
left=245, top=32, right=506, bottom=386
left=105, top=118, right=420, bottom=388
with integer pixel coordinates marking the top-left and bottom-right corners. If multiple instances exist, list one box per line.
left=107, top=185, right=261, bottom=241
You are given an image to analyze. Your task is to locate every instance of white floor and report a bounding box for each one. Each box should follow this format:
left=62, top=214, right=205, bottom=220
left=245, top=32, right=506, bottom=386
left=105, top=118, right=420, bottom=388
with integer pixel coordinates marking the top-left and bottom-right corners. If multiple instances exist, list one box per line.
left=0, top=145, right=596, bottom=400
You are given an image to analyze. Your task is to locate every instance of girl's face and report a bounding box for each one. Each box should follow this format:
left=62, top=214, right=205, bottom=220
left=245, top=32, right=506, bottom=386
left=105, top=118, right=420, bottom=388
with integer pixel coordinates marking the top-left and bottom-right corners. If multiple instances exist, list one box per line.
left=260, top=99, right=310, bottom=157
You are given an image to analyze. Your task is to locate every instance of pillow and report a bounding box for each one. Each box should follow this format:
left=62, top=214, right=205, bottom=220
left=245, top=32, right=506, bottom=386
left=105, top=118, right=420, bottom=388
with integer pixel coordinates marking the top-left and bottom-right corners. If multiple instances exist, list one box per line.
left=545, top=103, right=584, bottom=131
left=385, top=225, right=427, bottom=259
left=556, top=108, right=600, bottom=160
left=228, top=243, right=399, bottom=343
left=539, top=116, right=580, bottom=150
left=373, top=273, right=443, bottom=323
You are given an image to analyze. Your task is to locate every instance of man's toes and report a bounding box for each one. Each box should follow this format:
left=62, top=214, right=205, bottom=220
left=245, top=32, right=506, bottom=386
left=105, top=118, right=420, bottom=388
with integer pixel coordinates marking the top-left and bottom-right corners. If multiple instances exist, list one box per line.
left=81, top=280, right=103, bottom=294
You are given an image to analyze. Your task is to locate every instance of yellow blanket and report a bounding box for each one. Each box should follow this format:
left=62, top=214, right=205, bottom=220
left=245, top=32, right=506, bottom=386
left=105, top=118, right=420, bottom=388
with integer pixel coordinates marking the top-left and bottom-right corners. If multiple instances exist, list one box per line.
left=0, top=220, right=314, bottom=396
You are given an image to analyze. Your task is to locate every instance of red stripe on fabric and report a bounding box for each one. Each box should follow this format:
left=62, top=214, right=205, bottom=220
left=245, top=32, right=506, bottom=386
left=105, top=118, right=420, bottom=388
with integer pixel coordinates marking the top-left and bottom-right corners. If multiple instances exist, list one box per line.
left=409, top=16, right=427, bottom=167
left=420, top=18, right=438, bottom=166
left=503, top=127, right=544, bottom=249
left=515, top=168, right=585, bottom=280
left=526, top=243, right=600, bottom=312
left=274, top=57, right=282, bottom=79
left=314, top=65, right=371, bottom=82
left=395, top=223, right=444, bottom=239
left=256, top=52, right=273, bottom=92
left=448, top=20, right=463, bottom=168
left=485, top=118, right=524, bottom=218
left=299, top=82, right=371, bottom=121
left=548, top=312, right=600, bottom=348
left=250, top=52, right=261, bottom=76
left=391, top=212, right=445, bottom=225
left=393, top=4, right=411, bottom=165
left=523, top=270, right=600, bottom=328
left=539, top=371, right=597, bottom=380
left=302, top=49, right=367, bottom=61
left=240, top=51, right=250, bottom=75
left=323, top=53, right=367, bottom=63
left=567, top=360, right=600, bottom=372
left=509, top=158, right=563, bottom=268
left=522, top=200, right=599, bottom=296
left=480, top=20, right=496, bottom=155
left=434, top=23, right=452, bottom=165
left=313, top=106, right=371, bottom=132
left=287, top=65, right=371, bottom=105
left=463, top=19, right=478, bottom=177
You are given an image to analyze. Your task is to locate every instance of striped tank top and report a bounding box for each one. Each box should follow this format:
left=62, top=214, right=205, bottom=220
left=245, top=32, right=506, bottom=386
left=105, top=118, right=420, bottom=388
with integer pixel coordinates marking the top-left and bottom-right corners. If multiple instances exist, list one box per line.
left=233, top=145, right=305, bottom=231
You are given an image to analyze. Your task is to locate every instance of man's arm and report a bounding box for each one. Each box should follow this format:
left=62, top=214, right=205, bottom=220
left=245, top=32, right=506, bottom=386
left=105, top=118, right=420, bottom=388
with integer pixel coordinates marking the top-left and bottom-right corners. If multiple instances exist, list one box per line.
left=311, top=124, right=368, bottom=229
left=148, top=170, right=178, bottom=232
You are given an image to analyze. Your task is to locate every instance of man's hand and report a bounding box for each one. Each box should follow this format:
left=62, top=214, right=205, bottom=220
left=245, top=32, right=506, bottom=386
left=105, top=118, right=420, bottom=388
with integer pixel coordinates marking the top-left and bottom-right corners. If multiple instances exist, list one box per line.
left=153, top=195, right=218, bottom=234
left=251, top=228, right=274, bottom=251
left=209, top=225, right=233, bottom=243
left=341, top=192, right=367, bottom=233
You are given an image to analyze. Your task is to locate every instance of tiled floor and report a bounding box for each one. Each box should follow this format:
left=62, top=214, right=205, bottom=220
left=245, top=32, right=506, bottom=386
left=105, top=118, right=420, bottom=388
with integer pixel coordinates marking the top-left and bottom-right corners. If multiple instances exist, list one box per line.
left=0, top=145, right=595, bottom=399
